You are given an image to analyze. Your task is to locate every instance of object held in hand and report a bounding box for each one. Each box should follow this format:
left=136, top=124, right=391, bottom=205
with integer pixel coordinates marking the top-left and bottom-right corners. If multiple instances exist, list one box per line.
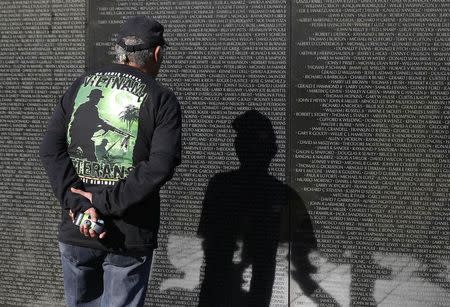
left=74, top=213, right=104, bottom=234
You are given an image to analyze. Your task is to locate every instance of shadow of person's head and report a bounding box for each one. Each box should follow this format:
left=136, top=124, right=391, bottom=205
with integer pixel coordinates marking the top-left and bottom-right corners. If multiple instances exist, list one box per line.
left=232, top=110, right=277, bottom=171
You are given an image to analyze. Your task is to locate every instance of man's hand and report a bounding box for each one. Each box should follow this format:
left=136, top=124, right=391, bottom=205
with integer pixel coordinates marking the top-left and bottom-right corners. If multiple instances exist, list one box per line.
left=70, top=187, right=93, bottom=203
left=70, top=188, right=106, bottom=239
left=79, top=207, right=107, bottom=239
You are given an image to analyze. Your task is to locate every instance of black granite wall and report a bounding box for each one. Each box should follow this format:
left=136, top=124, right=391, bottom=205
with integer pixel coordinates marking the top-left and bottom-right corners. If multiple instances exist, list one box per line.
left=0, top=1, right=448, bottom=306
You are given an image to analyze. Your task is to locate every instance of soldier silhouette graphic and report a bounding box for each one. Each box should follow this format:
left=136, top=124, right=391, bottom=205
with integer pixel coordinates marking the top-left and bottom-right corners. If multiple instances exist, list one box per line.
left=69, top=89, right=108, bottom=161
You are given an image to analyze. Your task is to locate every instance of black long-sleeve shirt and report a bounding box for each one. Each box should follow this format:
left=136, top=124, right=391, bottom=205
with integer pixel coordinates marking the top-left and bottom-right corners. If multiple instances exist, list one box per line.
left=40, top=64, right=181, bottom=255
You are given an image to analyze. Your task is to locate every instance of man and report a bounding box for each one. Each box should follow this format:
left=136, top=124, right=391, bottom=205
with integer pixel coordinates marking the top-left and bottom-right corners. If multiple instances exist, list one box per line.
left=40, top=16, right=181, bottom=307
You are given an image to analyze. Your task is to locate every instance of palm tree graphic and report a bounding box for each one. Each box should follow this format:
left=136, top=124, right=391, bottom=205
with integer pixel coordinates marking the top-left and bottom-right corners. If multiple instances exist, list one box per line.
left=119, top=105, right=139, bottom=131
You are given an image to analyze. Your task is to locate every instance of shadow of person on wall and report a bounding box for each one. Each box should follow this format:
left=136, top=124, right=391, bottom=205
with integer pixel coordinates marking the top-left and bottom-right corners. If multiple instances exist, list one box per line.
left=287, top=194, right=340, bottom=307
left=197, top=110, right=338, bottom=306
left=197, top=110, right=281, bottom=307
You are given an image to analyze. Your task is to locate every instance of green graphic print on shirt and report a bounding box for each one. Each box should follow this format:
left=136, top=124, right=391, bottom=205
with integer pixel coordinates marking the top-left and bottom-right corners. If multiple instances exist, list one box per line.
left=67, top=71, right=148, bottom=185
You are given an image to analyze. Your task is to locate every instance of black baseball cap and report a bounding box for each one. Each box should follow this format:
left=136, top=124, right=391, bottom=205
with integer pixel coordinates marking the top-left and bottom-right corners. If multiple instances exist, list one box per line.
left=116, top=16, right=168, bottom=52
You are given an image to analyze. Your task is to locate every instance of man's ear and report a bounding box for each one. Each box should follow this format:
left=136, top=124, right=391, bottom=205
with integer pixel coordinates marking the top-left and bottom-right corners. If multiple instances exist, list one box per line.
left=154, top=45, right=161, bottom=63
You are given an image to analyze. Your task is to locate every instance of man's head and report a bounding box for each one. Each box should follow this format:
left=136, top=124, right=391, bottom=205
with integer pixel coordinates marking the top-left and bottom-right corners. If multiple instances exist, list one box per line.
left=115, top=16, right=168, bottom=76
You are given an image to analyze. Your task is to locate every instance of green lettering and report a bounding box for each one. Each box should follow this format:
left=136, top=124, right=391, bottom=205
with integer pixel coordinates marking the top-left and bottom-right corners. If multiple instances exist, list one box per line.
left=111, top=76, right=124, bottom=90
left=120, top=78, right=133, bottom=91
left=103, top=163, right=111, bottom=178
left=134, top=83, right=147, bottom=97
left=95, top=75, right=111, bottom=88
left=83, top=75, right=97, bottom=87
left=92, top=162, right=101, bottom=177
left=83, top=160, right=91, bottom=176
left=113, top=164, right=125, bottom=179
left=72, top=158, right=81, bottom=173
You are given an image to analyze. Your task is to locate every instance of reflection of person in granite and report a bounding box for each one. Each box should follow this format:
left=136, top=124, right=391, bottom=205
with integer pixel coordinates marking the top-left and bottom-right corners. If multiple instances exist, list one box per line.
left=197, top=110, right=336, bottom=306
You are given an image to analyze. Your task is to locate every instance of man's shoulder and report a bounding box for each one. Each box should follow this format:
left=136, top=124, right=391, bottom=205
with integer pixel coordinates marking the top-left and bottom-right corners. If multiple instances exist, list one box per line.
left=144, top=78, right=178, bottom=111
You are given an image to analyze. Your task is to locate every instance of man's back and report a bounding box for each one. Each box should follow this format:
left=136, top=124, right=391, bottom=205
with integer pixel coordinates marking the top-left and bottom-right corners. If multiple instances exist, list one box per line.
left=46, top=63, right=181, bottom=254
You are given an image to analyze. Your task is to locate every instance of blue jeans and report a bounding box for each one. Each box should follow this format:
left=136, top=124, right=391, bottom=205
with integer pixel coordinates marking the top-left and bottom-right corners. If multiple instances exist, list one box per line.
left=59, top=242, right=153, bottom=307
